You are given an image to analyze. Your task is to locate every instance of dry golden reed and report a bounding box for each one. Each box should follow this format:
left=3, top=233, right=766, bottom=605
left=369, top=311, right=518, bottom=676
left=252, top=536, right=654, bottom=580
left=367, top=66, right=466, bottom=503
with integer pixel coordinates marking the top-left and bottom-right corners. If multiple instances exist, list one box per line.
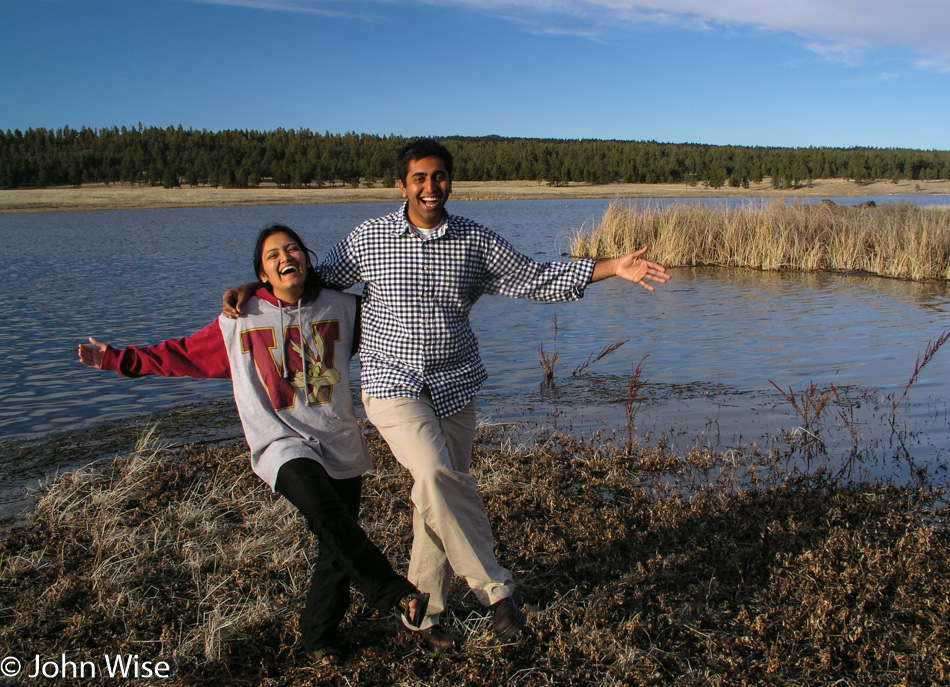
left=570, top=201, right=950, bottom=281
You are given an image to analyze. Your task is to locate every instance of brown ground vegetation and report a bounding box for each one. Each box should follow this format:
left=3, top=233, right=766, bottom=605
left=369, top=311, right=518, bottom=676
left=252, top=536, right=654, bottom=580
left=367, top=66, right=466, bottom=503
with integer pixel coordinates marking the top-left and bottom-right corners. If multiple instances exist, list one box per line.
left=0, top=178, right=946, bottom=214
left=2, top=421, right=947, bottom=686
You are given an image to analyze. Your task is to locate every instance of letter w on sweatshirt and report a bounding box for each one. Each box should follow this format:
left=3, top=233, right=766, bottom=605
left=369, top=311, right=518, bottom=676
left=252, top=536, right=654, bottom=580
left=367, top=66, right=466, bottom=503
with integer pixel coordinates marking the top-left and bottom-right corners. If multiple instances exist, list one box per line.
left=241, top=321, right=342, bottom=410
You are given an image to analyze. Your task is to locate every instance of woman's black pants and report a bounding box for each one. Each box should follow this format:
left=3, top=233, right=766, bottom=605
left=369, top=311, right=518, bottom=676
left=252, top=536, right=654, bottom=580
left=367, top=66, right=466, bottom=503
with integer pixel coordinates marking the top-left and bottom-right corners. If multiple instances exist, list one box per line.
left=275, top=457, right=413, bottom=651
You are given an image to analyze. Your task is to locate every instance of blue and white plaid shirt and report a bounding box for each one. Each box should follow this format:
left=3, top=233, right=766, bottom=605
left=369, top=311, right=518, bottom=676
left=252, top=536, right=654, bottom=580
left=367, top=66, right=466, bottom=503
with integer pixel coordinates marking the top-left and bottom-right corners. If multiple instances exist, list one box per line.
left=320, top=204, right=596, bottom=418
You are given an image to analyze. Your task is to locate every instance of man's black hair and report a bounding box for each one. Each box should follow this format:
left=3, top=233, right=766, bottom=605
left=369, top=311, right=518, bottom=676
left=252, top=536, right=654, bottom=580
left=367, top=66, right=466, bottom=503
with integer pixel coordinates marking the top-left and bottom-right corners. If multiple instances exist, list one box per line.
left=396, top=138, right=454, bottom=184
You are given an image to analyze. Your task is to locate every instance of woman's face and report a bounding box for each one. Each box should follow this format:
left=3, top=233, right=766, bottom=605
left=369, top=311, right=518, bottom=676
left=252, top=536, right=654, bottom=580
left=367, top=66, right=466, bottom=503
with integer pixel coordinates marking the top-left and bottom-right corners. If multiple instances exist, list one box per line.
left=258, top=231, right=308, bottom=300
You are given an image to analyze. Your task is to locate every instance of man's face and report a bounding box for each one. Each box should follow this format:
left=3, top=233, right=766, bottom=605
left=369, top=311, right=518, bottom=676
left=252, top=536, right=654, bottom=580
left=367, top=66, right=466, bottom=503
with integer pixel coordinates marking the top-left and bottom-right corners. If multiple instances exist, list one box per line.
left=399, top=156, right=452, bottom=229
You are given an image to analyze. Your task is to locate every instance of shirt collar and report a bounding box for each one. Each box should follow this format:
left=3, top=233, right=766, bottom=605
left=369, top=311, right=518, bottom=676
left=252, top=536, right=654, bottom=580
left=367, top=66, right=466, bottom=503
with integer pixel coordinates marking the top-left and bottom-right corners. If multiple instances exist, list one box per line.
left=393, top=202, right=455, bottom=239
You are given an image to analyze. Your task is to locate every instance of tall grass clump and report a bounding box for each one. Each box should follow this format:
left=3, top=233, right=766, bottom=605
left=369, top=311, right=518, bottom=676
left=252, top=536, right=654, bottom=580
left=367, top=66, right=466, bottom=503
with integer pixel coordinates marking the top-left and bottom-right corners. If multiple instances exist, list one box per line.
left=570, top=201, right=950, bottom=281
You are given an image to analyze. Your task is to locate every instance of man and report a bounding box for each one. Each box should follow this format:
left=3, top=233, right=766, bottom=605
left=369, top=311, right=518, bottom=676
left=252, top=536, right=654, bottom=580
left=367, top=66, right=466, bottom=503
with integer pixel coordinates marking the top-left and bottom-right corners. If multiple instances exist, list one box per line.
left=226, top=138, right=669, bottom=649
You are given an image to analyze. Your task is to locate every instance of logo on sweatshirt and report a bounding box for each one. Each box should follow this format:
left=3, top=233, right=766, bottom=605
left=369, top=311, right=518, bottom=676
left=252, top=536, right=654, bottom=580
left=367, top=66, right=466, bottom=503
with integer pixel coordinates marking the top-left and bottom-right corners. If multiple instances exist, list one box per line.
left=240, top=320, right=342, bottom=409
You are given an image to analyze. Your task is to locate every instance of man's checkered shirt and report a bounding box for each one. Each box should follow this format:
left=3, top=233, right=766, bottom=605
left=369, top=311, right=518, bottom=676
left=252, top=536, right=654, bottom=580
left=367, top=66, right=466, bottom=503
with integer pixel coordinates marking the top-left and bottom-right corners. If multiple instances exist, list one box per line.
left=320, top=204, right=596, bottom=418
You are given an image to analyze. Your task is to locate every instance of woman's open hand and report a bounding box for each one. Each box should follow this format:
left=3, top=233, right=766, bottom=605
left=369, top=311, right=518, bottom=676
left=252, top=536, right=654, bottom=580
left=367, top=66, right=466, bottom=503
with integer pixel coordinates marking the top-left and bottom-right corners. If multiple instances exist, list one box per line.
left=77, top=337, right=108, bottom=369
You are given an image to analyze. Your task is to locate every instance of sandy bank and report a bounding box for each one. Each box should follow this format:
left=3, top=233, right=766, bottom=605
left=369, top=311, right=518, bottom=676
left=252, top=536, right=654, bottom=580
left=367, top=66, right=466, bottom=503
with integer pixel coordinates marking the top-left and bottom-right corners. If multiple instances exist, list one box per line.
left=1, top=178, right=946, bottom=214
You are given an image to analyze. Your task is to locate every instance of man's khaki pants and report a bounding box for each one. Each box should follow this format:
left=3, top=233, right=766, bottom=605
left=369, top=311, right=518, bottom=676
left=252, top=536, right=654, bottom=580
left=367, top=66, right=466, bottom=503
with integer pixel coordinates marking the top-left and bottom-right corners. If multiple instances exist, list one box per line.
left=362, top=388, right=515, bottom=629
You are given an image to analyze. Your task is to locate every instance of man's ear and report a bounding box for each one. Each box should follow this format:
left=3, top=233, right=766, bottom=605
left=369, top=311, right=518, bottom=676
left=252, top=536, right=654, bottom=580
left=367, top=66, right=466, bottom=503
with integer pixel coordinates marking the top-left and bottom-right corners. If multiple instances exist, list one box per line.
left=398, top=179, right=407, bottom=198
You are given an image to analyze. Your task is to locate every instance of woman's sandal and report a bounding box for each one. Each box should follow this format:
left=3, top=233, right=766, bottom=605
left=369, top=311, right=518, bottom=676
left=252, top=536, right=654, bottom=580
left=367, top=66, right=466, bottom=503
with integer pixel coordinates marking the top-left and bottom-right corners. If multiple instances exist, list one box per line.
left=397, top=591, right=430, bottom=628
left=312, top=645, right=345, bottom=666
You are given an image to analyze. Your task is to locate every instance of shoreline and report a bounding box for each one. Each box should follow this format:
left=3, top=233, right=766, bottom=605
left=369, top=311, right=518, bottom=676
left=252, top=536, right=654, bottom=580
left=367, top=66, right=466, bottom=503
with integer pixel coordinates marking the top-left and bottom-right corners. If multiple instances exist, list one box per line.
left=1, top=177, right=947, bottom=214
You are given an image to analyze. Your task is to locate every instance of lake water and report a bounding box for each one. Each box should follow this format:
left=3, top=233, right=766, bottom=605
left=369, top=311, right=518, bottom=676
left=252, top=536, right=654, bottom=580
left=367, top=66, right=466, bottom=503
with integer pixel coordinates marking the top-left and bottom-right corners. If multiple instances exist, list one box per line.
left=3, top=195, right=950, bottom=523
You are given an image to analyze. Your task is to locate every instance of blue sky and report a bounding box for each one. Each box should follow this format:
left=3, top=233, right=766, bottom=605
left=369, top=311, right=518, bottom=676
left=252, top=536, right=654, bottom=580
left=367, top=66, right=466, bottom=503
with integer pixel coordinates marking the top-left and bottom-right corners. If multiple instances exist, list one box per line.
left=2, top=0, right=949, bottom=149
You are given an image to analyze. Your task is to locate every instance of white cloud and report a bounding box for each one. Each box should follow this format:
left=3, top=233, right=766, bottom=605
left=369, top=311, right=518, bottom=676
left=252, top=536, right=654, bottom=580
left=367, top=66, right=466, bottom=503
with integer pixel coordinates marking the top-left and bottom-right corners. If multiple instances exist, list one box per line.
left=429, top=0, right=950, bottom=71
left=186, top=0, right=950, bottom=71
left=915, top=58, right=950, bottom=75
left=187, top=0, right=373, bottom=20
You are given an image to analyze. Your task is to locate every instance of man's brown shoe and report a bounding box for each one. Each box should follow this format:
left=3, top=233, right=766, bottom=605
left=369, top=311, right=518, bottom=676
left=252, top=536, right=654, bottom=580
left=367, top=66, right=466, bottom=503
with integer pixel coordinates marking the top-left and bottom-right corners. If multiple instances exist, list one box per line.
left=491, top=591, right=526, bottom=641
left=416, top=625, right=460, bottom=650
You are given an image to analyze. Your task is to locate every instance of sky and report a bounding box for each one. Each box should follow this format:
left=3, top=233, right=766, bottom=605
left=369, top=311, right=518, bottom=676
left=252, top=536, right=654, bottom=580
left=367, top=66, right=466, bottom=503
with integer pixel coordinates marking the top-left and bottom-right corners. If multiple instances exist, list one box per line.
left=2, top=0, right=949, bottom=150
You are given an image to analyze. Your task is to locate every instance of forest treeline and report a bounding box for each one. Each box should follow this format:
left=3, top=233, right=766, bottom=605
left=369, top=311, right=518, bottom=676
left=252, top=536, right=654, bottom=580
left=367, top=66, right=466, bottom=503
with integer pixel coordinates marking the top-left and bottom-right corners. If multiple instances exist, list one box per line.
left=1, top=124, right=949, bottom=190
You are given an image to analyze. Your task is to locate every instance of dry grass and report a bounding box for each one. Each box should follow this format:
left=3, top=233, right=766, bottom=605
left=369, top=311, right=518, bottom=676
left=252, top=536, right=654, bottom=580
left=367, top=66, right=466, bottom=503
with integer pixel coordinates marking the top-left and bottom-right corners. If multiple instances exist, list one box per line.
left=570, top=200, right=950, bottom=281
left=0, top=428, right=308, bottom=676
left=2, top=410, right=948, bottom=685
left=1, top=178, right=946, bottom=214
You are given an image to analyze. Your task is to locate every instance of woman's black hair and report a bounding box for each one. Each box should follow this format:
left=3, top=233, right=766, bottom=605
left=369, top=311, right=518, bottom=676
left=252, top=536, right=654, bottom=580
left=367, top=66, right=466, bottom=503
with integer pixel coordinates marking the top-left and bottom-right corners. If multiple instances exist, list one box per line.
left=253, top=224, right=323, bottom=301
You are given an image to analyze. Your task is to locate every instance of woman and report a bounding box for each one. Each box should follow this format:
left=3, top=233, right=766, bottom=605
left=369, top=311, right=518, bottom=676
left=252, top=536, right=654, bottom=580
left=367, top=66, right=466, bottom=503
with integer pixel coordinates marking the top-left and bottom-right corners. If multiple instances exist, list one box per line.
left=77, top=225, right=426, bottom=666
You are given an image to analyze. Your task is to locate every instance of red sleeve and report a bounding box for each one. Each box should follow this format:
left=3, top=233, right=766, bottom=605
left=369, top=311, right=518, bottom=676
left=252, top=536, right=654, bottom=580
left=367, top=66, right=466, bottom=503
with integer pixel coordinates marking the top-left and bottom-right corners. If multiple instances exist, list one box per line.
left=100, top=320, right=231, bottom=379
